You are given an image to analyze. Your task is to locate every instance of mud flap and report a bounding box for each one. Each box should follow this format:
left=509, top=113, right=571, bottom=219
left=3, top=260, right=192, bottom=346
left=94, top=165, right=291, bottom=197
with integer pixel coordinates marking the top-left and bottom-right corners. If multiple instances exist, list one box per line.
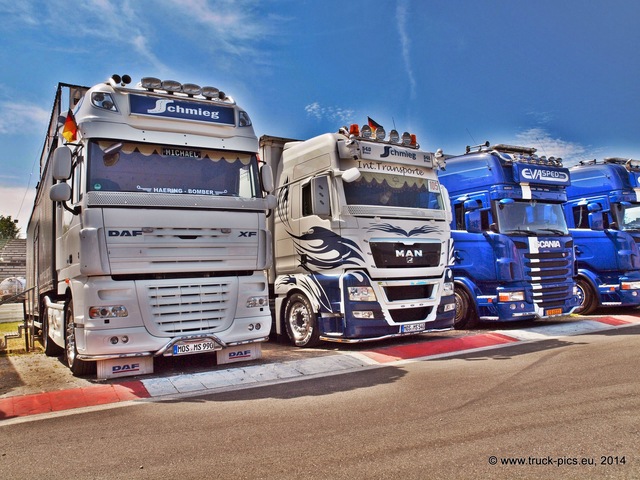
left=216, top=343, right=262, bottom=365
left=97, top=357, right=154, bottom=379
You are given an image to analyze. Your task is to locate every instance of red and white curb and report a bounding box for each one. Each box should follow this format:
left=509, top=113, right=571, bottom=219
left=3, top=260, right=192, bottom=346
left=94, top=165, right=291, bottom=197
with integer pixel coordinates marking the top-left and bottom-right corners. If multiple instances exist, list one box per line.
left=1, top=315, right=638, bottom=421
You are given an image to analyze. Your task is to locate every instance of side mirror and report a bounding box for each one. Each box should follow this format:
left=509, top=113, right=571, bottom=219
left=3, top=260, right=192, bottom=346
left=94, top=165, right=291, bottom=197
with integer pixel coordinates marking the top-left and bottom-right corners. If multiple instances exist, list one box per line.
left=465, top=210, right=483, bottom=233
left=52, top=146, right=73, bottom=180
left=265, top=194, right=277, bottom=210
left=588, top=211, right=604, bottom=231
left=340, top=167, right=361, bottom=183
left=463, top=198, right=482, bottom=211
left=260, top=164, right=274, bottom=193
left=50, top=182, right=72, bottom=202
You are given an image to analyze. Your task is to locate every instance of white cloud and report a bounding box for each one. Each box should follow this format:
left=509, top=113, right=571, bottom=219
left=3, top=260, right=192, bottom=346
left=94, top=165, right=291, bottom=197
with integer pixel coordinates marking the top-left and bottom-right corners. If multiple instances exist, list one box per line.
left=0, top=102, right=50, bottom=135
left=511, top=128, right=602, bottom=167
left=305, top=102, right=355, bottom=125
left=396, top=0, right=417, bottom=99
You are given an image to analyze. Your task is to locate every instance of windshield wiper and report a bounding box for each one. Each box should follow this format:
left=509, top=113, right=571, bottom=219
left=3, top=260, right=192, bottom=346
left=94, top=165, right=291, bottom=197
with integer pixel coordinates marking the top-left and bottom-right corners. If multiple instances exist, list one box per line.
left=537, top=228, right=566, bottom=235
left=503, top=228, right=537, bottom=236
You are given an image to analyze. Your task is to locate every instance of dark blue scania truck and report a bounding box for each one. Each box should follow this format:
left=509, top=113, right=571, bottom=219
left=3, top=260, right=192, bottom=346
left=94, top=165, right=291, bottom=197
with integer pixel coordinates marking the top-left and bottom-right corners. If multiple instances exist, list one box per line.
left=437, top=143, right=579, bottom=328
left=563, top=158, right=640, bottom=314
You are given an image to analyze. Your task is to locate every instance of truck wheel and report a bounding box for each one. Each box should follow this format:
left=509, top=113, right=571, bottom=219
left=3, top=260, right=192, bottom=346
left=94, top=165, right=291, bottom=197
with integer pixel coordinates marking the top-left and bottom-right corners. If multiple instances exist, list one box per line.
left=42, top=301, right=63, bottom=357
left=284, top=293, right=321, bottom=347
left=64, top=301, right=95, bottom=376
left=454, top=287, right=478, bottom=329
left=576, top=277, right=598, bottom=315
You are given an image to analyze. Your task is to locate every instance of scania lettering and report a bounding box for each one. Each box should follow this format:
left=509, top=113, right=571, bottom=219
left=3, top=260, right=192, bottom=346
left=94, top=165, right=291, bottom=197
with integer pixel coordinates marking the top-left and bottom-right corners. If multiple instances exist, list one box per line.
left=437, top=143, right=578, bottom=328
left=260, top=123, right=455, bottom=347
left=26, top=75, right=275, bottom=377
left=563, top=158, right=640, bottom=313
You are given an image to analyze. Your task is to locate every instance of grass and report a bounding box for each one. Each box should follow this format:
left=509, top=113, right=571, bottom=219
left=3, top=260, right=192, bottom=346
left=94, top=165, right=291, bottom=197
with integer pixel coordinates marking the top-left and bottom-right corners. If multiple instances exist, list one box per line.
left=0, top=321, right=22, bottom=334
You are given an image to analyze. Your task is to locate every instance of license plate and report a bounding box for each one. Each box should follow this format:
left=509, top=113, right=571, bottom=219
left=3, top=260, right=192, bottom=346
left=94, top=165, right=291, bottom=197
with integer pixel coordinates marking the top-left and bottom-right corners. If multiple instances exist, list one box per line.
left=546, top=308, right=563, bottom=316
left=401, top=323, right=426, bottom=333
left=172, top=340, right=220, bottom=355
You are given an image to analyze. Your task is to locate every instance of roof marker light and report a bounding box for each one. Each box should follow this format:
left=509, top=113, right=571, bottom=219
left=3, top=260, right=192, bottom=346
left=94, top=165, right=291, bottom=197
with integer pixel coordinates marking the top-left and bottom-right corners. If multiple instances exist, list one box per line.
left=389, top=129, right=400, bottom=143
left=375, top=126, right=386, bottom=141
left=361, top=125, right=372, bottom=139
left=201, top=86, right=219, bottom=99
left=161, top=80, right=181, bottom=93
left=141, top=77, right=162, bottom=90
left=182, top=83, right=202, bottom=96
left=402, top=132, right=412, bottom=146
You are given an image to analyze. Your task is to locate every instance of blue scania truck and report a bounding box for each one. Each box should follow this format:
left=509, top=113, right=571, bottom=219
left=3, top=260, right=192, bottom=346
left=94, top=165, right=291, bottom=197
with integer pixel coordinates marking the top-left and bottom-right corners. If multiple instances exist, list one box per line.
left=437, top=143, right=578, bottom=328
left=563, top=158, right=640, bottom=314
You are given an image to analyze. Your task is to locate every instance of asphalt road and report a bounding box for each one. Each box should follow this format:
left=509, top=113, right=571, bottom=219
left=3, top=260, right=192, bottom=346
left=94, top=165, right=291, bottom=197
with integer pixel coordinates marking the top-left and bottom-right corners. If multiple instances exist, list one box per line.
left=1, top=324, right=638, bottom=480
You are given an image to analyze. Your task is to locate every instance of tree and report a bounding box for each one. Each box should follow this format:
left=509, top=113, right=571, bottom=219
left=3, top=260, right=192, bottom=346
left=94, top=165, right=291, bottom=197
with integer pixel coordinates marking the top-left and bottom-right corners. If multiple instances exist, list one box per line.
left=0, top=215, right=20, bottom=239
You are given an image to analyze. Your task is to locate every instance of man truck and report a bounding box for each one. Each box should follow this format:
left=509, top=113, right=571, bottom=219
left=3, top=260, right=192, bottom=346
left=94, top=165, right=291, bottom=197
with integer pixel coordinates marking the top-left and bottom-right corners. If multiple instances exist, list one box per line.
left=26, top=75, right=274, bottom=377
left=563, top=157, right=640, bottom=314
left=437, top=142, right=578, bottom=328
left=260, top=123, right=455, bottom=347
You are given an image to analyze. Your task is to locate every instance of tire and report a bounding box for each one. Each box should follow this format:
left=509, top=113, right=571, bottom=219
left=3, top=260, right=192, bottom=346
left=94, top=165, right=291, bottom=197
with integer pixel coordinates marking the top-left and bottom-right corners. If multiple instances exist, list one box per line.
left=64, top=300, right=95, bottom=376
left=576, top=277, right=598, bottom=315
left=42, top=301, right=63, bottom=357
left=284, top=293, right=321, bottom=347
left=454, top=286, right=479, bottom=329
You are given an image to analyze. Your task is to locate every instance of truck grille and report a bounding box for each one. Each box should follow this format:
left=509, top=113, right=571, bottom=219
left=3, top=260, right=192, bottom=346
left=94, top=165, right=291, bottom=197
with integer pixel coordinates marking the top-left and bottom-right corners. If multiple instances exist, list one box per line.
left=524, top=251, right=573, bottom=308
left=370, top=242, right=441, bottom=268
left=140, top=279, right=236, bottom=336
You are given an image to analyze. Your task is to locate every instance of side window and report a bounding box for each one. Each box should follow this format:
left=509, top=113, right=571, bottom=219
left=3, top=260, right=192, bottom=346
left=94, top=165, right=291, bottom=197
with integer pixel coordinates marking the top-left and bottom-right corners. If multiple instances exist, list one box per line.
left=301, top=182, right=312, bottom=217
left=72, top=158, right=83, bottom=204
left=453, top=203, right=465, bottom=230
left=572, top=205, right=589, bottom=228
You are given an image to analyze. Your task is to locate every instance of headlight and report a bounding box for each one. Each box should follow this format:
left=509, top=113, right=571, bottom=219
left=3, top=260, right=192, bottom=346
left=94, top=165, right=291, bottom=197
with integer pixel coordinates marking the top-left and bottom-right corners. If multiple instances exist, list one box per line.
left=89, top=305, right=128, bottom=318
left=91, top=92, right=118, bottom=111
left=348, top=286, right=377, bottom=302
left=498, top=291, right=525, bottom=302
left=246, top=296, right=268, bottom=308
left=353, top=311, right=375, bottom=319
left=442, top=282, right=454, bottom=296
left=621, top=281, right=640, bottom=290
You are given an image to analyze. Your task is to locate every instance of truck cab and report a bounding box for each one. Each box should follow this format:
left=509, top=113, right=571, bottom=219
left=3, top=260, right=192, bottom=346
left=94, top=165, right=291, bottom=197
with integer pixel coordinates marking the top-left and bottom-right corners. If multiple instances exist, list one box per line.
left=564, top=158, right=640, bottom=313
left=261, top=124, right=455, bottom=346
left=438, top=143, right=579, bottom=328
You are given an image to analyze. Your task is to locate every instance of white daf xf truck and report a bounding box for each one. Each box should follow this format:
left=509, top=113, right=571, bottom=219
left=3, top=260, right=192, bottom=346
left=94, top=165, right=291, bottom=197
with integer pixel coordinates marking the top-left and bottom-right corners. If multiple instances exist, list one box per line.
left=26, top=75, right=274, bottom=377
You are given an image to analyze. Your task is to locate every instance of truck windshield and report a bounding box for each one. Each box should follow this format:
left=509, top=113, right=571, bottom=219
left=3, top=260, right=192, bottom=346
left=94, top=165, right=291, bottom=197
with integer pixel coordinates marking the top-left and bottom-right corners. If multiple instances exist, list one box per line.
left=620, top=203, right=640, bottom=230
left=496, top=200, right=568, bottom=235
left=343, top=172, right=445, bottom=210
left=87, top=140, right=261, bottom=198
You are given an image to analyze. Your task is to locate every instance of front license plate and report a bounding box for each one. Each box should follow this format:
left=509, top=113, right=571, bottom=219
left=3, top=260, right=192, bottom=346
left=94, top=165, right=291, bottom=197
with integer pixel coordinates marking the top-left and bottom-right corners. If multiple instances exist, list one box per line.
left=546, top=308, right=563, bottom=316
left=401, top=323, right=426, bottom=333
left=172, top=341, right=219, bottom=355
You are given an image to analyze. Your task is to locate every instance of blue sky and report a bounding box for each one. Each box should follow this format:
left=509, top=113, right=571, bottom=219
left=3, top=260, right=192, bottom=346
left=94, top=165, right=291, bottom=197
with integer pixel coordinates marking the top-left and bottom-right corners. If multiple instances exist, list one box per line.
left=1, top=0, right=639, bottom=235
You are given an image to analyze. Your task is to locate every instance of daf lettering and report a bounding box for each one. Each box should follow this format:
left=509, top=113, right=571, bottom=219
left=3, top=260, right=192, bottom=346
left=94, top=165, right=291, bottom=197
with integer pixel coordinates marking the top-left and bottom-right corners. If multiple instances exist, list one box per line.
left=229, top=350, right=252, bottom=358
left=112, top=363, right=140, bottom=374
left=108, top=230, right=143, bottom=237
